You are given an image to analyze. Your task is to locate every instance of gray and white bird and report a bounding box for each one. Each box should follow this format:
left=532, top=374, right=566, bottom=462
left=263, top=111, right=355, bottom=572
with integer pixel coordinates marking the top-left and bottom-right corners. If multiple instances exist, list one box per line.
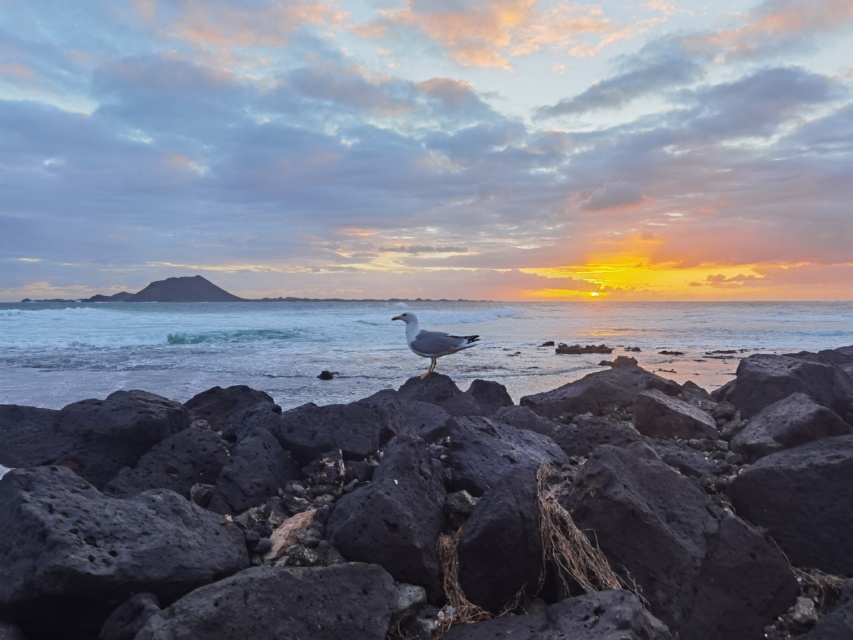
left=392, top=312, right=480, bottom=378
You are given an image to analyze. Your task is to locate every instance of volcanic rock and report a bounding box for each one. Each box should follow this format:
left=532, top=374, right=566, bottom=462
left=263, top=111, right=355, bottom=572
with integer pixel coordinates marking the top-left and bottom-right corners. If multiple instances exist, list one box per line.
left=521, top=365, right=682, bottom=421
left=99, top=593, right=161, bottom=640
left=729, top=392, right=852, bottom=462
left=729, top=435, right=853, bottom=576
left=443, top=589, right=672, bottom=639
left=326, top=434, right=446, bottom=597
left=801, top=581, right=853, bottom=639
left=0, top=404, right=63, bottom=468
left=633, top=388, right=718, bottom=440
left=398, top=374, right=484, bottom=417
left=399, top=400, right=455, bottom=442
left=134, top=563, right=396, bottom=640
left=457, top=467, right=542, bottom=613
left=562, top=442, right=797, bottom=640
left=124, top=275, right=244, bottom=303
left=465, top=379, right=514, bottom=416
left=555, top=343, right=613, bottom=355
left=184, top=385, right=275, bottom=432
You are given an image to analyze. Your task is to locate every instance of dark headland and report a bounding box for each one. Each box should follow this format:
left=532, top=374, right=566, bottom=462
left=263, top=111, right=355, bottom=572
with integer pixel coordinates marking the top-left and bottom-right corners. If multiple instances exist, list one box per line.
left=20, top=274, right=477, bottom=303
left=2, top=346, right=853, bottom=639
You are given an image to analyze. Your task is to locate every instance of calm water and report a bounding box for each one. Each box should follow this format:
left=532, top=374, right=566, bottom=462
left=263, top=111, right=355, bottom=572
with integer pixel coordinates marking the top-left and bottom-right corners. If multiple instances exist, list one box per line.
left=1, top=300, right=852, bottom=411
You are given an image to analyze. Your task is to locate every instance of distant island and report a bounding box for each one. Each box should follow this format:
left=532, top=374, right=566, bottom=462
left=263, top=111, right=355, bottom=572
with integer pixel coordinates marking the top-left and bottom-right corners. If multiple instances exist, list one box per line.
left=21, top=275, right=476, bottom=303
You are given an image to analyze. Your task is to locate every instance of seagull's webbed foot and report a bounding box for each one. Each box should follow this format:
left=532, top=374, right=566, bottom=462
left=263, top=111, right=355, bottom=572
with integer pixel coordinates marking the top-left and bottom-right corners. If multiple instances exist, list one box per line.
left=419, top=358, right=437, bottom=379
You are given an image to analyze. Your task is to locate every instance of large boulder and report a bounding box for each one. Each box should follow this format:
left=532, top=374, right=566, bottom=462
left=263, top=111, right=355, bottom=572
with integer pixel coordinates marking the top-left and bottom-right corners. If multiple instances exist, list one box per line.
left=398, top=374, right=484, bottom=417
left=491, top=405, right=561, bottom=439
left=457, top=467, right=542, bottom=613
left=562, top=443, right=797, bottom=640
left=399, top=399, right=455, bottom=442
left=0, top=466, right=248, bottom=636
left=730, top=392, right=852, bottom=462
left=521, top=366, right=682, bottom=421
left=551, top=415, right=643, bottom=458
left=54, top=391, right=191, bottom=488
left=184, top=385, right=275, bottom=432
left=0, top=405, right=63, bottom=468
left=103, top=425, right=229, bottom=499
left=135, top=563, right=397, bottom=640
left=444, top=589, right=672, bottom=639
left=207, top=429, right=301, bottom=515
left=326, top=434, right=446, bottom=597
left=632, top=389, right=718, bottom=440
left=274, top=393, right=401, bottom=465
left=713, top=354, right=853, bottom=421
left=446, top=416, right=568, bottom=497
left=465, top=379, right=513, bottom=416
left=729, top=435, right=853, bottom=576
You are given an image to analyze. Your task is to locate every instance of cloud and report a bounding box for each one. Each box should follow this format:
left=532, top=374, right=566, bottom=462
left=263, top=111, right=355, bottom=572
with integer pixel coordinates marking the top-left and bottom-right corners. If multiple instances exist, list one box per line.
left=379, top=245, right=469, bottom=254
left=581, top=180, right=648, bottom=212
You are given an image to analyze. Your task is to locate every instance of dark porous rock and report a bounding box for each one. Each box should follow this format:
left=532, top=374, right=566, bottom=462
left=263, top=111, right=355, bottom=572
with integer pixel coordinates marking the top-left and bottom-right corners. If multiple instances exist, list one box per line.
left=521, top=366, right=682, bottom=421
left=599, top=355, right=639, bottom=367
left=465, top=379, right=513, bottom=416
left=633, top=388, right=718, bottom=440
left=458, top=467, right=542, bottom=613
left=398, top=374, right=483, bottom=417
left=135, top=563, right=397, bottom=640
left=730, top=392, right=853, bottom=462
left=562, top=443, right=797, bottom=640
left=801, top=581, right=853, bottom=640
left=326, top=434, right=446, bottom=597
left=0, top=404, right=63, bottom=468
left=99, top=593, right=160, bottom=640
left=713, top=353, right=853, bottom=421
left=0, top=621, right=26, bottom=640
left=446, top=416, right=568, bottom=497
left=302, top=449, right=346, bottom=487
left=221, top=401, right=281, bottom=443
left=103, top=425, right=229, bottom=499
left=551, top=414, right=643, bottom=458
left=491, top=405, right=561, bottom=439
left=729, top=435, right=853, bottom=576
left=184, top=385, right=275, bottom=432
left=317, top=370, right=336, bottom=380
left=443, top=490, right=479, bottom=530
left=54, top=390, right=191, bottom=489
left=0, top=466, right=249, bottom=635
left=444, top=589, right=672, bottom=639
left=274, top=395, right=400, bottom=465
left=399, top=400, right=454, bottom=442
left=648, top=440, right=716, bottom=479
left=207, top=429, right=301, bottom=515
left=555, top=343, right=613, bottom=355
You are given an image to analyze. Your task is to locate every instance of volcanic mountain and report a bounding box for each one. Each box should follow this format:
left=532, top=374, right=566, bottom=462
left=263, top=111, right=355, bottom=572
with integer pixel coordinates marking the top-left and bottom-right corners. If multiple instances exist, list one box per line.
left=86, top=275, right=244, bottom=303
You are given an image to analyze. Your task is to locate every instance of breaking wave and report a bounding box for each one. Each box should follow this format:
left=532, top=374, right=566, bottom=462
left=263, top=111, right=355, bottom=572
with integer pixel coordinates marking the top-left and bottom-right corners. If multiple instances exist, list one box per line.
left=167, top=329, right=301, bottom=345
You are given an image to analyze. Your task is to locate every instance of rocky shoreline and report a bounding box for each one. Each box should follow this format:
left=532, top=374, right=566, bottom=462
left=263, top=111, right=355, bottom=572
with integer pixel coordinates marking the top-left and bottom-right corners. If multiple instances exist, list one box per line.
left=2, top=346, right=853, bottom=640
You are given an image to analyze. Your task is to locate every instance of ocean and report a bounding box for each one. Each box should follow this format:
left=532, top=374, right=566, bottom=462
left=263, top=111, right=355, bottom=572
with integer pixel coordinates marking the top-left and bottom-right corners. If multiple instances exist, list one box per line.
left=1, top=300, right=852, bottom=412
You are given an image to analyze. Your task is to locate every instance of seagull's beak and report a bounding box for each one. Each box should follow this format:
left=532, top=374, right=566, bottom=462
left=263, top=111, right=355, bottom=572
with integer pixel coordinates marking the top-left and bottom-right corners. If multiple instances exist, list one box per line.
left=392, top=315, right=402, bottom=321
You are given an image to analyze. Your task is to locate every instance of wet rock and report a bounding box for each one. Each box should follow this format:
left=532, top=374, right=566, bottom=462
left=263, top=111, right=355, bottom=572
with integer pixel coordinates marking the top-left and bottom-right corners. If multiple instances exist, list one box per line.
left=398, top=374, right=483, bottom=417
left=51, top=391, right=191, bottom=489
left=729, top=435, right=853, bottom=576
left=274, top=394, right=401, bottom=465
left=599, top=355, right=639, bottom=367
left=135, top=563, right=397, bottom=640
left=103, top=425, right=228, bottom=499
left=562, top=443, right=797, bottom=640
left=458, top=467, right=542, bottom=613
left=99, top=593, right=160, bottom=640
left=317, top=370, right=336, bottom=380
left=521, top=366, right=681, bottom=421
left=326, top=434, right=446, bottom=597
left=443, top=589, right=672, bottom=639
left=207, top=429, right=301, bottom=515
left=465, top=379, right=513, bottom=416
left=555, top=343, right=613, bottom=355
left=0, top=466, right=249, bottom=636
left=633, top=389, right=718, bottom=440
left=730, top=392, right=852, bottom=462
left=445, top=416, right=568, bottom=497
left=184, top=385, right=275, bottom=432
left=713, top=354, right=853, bottom=421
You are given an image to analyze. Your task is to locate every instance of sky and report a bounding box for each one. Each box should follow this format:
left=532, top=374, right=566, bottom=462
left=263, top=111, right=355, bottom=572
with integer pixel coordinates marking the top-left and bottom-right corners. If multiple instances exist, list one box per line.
left=1, top=0, right=852, bottom=302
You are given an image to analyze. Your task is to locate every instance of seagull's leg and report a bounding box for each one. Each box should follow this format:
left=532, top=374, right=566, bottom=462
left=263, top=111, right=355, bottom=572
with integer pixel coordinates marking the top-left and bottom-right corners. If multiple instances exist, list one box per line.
left=420, top=358, right=437, bottom=379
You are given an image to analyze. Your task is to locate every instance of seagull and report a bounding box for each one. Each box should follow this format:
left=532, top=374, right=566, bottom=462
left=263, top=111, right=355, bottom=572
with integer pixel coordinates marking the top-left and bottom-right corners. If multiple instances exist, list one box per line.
left=392, top=312, right=480, bottom=378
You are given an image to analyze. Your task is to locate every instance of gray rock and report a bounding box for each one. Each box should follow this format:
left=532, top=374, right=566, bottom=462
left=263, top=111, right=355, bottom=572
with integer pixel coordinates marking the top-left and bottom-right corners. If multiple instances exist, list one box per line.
left=446, top=416, right=568, bottom=497
left=399, top=399, right=454, bottom=442
left=99, top=593, right=160, bottom=640
left=563, top=443, right=797, bottom=640
left=444, top=589, right=672, bottom=639
left=221, top=401, right=281, bottom=443
left=730, top=392, right=852, bottom=462
left=800, top=581, right=853, bottom=640
left=0, top=404, right=63, bottom=468
left=465, top=379, right=513, bottom=416
left=398, top=374, right=484, bottom=417
left=184, top=385, right=275, bottom=432
left=208, top=428, right=301, bottom=515
left=326, top=434, right=446, bottom=597
left=729, top=435, right=853, bottom=576
left=633, top=389, right=718, bottom=440
left=491, top=405, right=561, bottom=439
left=135, top=563, right=397, bottom=640
left=458, top=467, right=542, bottom=613
left=104, top=425, right=229, bottom=499
left=521, top=365, right=682, bottom=421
